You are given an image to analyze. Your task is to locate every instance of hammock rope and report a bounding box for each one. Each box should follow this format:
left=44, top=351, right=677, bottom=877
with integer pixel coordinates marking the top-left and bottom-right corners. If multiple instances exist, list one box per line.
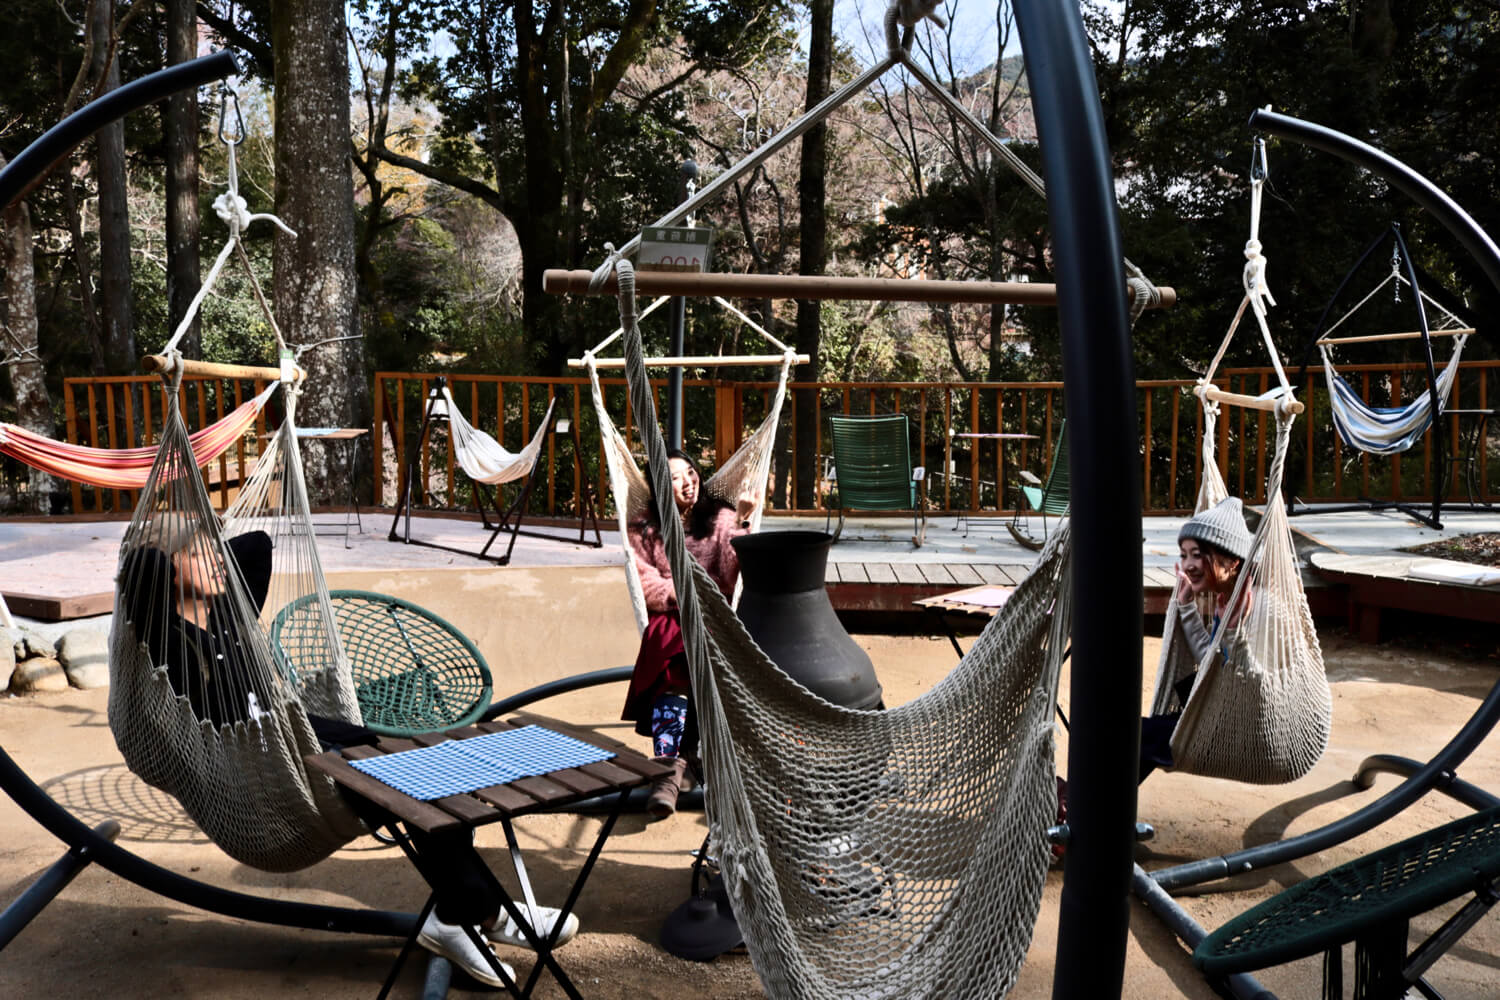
left=0, top=384, right=276, bottom=489
left=611, top=257, right=1069, bottom=998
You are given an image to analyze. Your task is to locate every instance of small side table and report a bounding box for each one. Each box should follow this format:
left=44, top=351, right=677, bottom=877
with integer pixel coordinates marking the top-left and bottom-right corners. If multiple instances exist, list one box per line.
left=297, top=427, right=369, bottom=547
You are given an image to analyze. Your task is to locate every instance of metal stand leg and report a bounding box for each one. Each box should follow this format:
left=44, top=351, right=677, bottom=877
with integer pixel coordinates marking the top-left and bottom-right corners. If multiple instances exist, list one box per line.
left=0, top=820, right=120, bottom=950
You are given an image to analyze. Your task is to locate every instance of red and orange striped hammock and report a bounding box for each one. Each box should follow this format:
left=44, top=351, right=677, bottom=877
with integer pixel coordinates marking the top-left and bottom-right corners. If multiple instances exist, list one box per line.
left=0, top=384, right=277, bottom=490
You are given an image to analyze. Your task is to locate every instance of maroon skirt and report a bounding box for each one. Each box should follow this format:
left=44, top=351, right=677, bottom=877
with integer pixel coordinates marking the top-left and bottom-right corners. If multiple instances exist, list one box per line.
left=621, top=612, right=690, bottom=735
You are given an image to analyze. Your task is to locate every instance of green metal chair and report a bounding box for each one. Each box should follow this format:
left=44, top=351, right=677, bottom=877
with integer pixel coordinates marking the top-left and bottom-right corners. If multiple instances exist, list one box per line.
left=1007, top=420, right=1069, bottom=551
left=826, top=413, right=928, bottom=547
left=1194, top=804, right=1500, bottom=999
left=270, top=590, right=493, bottom=737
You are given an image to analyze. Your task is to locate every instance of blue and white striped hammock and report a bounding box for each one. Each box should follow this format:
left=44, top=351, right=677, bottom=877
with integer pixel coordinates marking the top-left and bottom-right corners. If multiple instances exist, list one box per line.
left=1319, top=336, right=1468, bottom=455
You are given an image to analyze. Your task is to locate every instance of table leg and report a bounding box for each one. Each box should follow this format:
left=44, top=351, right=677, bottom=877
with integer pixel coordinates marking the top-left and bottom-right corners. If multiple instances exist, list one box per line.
left=375, top=892, right=438, bottom=1000
left=484, top=787, right=631, bottom=999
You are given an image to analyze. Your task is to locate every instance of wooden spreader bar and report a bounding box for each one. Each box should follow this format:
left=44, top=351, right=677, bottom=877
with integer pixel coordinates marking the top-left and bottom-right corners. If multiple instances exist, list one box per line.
left=544, top=268, right=1176, bottom=309
left=141, top=354, right=302, bottom=383
left=1195, top=384, right=1305, bottom=415
left=1317, top=327, right=1475, bottom=347
left=567, top=353, right=809, bottom=369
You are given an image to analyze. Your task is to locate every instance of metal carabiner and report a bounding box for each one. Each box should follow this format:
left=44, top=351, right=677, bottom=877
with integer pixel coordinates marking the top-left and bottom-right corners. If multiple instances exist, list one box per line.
left=217, top=84, right=245, bottom=146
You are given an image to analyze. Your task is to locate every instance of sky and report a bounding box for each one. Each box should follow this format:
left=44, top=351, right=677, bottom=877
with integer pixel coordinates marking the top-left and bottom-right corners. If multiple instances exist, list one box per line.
left=827, top=0, right=1020, bottom=74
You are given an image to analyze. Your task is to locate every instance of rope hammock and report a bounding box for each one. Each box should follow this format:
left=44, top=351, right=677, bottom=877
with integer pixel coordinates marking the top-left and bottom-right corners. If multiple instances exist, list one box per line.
left=109, top=368, right=366, bottom=871
left=612, top=258, right=1070, bottom=997
left=0, top=384, right=276, bottom=489
left=432, top=384, right=556, bottom=487
left=1149, top=140, right=1332, bottom=783
left=108, top=97, right=366, bottom=871
left=579, top=298, right=798, bottom=632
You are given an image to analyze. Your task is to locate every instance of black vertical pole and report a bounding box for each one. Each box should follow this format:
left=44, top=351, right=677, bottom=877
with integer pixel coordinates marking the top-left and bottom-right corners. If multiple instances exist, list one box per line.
left=666, top=160, right=698, bottom=451
left=1011, top=3, right=1142, bottom=998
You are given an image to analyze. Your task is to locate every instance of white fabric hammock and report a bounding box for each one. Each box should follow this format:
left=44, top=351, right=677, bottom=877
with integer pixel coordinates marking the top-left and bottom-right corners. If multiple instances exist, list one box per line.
left=109, top=373, right=366, bottom=871
left=434, top=385, right=556, bottom=486
left=611, top=259, right=1067, bottom=998
left=581, top=330, right=796, bottom=633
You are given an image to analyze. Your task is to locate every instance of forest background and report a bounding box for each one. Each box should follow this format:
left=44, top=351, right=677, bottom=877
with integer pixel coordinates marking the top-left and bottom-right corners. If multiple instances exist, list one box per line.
left=1, top=0, right=1498, bottom=511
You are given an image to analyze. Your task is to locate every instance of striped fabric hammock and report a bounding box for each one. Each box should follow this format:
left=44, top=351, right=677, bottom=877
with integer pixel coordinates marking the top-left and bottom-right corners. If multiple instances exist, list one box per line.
left=1320, top=337, right=1468, bottom=456
left=0, top=384, right=277, bottom=489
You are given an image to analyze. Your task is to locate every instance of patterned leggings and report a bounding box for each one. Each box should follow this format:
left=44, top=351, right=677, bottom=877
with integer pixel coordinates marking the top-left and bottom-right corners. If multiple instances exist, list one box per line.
left=650, top=693, right=689, bottom=758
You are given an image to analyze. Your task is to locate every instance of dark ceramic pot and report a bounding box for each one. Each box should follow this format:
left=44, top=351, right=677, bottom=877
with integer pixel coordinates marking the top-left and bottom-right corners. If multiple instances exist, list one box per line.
left=731, top=530, right=883, bottom=710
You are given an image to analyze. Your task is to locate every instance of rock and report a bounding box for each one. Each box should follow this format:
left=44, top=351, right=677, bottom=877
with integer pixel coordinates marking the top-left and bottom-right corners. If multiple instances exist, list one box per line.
left=16, top=629, right=55, bottom=661
left=58, top=629, right=110, bottom=689
left=11, top=655, right=69, bottom=693
left=0, top=640, right=13, bottom=693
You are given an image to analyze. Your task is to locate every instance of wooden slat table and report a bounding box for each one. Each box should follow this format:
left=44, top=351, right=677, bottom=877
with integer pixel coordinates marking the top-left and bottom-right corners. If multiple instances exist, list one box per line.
left=914, top=583, right=1016, bottom=657
left=307, top=717, right=670, bottom=999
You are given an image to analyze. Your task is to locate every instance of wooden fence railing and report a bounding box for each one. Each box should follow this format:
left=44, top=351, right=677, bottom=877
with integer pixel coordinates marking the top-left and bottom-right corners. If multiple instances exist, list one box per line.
left=45, top=361, right=1497, bottom=518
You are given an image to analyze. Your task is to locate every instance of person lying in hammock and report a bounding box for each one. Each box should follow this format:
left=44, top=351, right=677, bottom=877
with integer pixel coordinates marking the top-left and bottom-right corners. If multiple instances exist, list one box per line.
left=622, top=447, right=758, bottom=819
left=121, top=514, right=578, bottom=987
left=119, top=515, right=276, bottom=728
left=1140, top=496, right=1255, bottom=782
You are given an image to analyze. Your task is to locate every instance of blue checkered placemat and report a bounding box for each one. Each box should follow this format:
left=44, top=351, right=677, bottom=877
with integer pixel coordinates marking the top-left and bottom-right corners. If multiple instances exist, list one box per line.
left=349, top=726, right=616, bottom=801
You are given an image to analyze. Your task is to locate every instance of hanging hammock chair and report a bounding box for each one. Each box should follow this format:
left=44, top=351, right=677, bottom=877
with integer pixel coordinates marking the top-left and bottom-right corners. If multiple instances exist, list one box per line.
left=1311, top=231, right=1473, bottom=456
left=609, top=258, right=1070, bottom=998
left=109, top=367, right=367, bottom=872
left=107, top=110, right=366, bottom=871
left=0, top=384, right=276, bottom=489
left=1149, top=141, right=1332, bottom=784
left=432, top=384, right=556, bottom=487
left=578, top=296, right=800, bottom=632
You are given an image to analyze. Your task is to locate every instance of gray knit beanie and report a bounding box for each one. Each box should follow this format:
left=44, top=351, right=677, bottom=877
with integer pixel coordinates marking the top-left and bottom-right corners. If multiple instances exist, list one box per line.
left=1178, top=497, right=1252, bottom=562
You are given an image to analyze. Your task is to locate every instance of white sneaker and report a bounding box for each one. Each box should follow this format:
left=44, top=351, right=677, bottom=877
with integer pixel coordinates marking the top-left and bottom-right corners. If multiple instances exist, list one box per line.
left=417, top=911, right=515, bottom=989
left=487, top=904, right=581, bottom=950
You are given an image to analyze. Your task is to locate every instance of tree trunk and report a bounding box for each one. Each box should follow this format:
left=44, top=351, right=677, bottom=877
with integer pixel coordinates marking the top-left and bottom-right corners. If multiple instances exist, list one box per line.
left=1, top=181, right=57, bottom=513
left=794, top=0, right=833, bottom=510
left=164, top=0, right=201, bottom=358
left=92, top=0, right=135, bottom=372
left=271, top=0, right=370, bottom=498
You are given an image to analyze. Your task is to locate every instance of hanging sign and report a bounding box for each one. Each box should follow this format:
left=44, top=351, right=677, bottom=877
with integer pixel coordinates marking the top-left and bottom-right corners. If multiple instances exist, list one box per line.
left=637, top=225, right=714, bottom=273
left=280, top=348, right=297, bottom=383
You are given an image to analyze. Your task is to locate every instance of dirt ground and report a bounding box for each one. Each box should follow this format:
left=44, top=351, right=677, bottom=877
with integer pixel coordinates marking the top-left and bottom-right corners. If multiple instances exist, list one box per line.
left=3, top=627, right=1500, bottom=999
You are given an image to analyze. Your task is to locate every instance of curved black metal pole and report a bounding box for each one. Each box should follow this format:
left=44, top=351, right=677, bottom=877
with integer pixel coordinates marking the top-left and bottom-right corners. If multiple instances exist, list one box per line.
left=0, top=50, right=239, bottom=210
left=1249, top=108, right=1500, bottom=293
left=1013, top=3, right=1142, bottom=997
left=0, top=744, right=415, bottom=937
left=1151, top=667, right=1500, bottom=892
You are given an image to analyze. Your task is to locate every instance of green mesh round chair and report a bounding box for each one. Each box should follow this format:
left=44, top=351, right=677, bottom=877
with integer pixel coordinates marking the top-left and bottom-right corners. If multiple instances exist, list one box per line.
left=270, top=590, right=493, bottom=737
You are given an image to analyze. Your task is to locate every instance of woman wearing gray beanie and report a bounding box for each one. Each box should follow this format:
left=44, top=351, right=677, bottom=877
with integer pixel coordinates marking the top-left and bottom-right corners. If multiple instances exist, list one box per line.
left=1139, top=496, right=1255, bottom=781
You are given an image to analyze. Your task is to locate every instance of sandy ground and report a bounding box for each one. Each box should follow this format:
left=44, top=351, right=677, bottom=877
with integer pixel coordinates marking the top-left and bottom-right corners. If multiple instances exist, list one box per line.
left=3, top=626, right=1500, bottom=999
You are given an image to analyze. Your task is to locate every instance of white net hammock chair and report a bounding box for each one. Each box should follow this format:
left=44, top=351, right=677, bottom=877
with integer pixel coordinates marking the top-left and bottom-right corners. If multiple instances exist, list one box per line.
left=610, top=260, right=1069, bottom=998
left=1148, top=149, right=1332, bottom=784
left=1149, top=402, right=1332, bottom=783
left=581, top=301, right=796, bottom=632
left=109, top=369, right=367, bottom=872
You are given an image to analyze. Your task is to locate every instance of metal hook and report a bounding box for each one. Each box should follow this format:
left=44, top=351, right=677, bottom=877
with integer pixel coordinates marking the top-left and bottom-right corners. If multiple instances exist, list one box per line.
left=217, top=84, right=245, bottom=146
left=1250, top=136, right=1268, bottom=182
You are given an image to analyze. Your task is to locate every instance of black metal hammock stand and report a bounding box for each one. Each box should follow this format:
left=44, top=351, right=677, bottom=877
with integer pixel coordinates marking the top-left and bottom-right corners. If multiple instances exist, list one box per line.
left=1287, top=222, right=1476, bottom=530
left=1, top=2, right=1151, bottom=993
left=1131, top=107, right=1500, bottom=1000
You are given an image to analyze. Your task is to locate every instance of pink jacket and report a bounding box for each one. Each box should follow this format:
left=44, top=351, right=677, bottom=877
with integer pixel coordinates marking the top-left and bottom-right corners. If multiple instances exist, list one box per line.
left=629, top=505, right=746, bottom=613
